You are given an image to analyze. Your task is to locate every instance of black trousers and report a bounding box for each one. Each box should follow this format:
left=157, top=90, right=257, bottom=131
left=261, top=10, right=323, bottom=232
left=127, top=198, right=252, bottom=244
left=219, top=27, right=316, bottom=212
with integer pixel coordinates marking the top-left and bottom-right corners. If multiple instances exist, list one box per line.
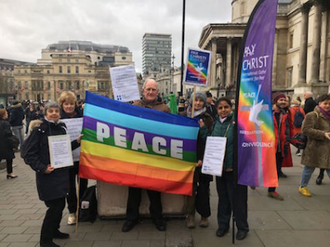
left=67, top=164, right=88, bottom=213
left=216, top=172, right=249, bottom=232
left=40, top=197, right=65, bottom=245
left=186, top=180, right=211, bottom=218
left=268, top=152, right=283, bottom=192
left=0, top=159, right=13, bottom=174
left=126, top=187, right=163, bottom=222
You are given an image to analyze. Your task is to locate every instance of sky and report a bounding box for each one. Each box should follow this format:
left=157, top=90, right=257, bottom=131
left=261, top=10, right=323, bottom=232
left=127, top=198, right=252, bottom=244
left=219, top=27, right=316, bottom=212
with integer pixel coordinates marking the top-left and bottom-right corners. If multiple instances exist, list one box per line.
left=0, top=0, right=231, bottom=73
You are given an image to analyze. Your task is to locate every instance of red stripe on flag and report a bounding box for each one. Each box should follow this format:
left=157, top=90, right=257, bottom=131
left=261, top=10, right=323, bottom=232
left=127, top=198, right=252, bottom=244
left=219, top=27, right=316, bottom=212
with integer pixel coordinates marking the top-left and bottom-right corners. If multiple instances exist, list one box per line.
left=79, top=165, right=193, bottom=196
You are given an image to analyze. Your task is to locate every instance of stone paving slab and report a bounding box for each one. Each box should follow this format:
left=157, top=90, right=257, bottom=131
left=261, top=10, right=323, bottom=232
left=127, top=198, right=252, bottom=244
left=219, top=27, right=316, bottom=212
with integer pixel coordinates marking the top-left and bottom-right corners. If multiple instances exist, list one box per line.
left=1, top=152, right=330, bottom=247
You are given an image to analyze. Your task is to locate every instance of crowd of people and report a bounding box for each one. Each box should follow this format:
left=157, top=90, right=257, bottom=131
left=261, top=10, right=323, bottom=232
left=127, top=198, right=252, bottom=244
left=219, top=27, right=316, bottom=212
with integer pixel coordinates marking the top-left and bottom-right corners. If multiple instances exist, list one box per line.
left=0, top=78, right=329, bottom=247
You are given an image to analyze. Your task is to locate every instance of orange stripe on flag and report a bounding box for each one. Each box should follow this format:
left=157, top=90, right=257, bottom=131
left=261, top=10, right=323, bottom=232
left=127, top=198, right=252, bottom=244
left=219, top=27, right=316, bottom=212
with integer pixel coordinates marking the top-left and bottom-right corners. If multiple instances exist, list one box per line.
left=79, top=165, right=193, bottom=195
left=80, top=152, right=194, bottom=184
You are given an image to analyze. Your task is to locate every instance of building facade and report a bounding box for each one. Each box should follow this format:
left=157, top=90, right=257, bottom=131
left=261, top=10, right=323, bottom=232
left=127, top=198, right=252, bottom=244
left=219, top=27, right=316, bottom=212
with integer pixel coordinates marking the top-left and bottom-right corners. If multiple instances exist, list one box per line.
left=14, top=41, right=137, bottom=101
left=142, top=33, right=172, bottom=76
left=198, top=0, right=330, bottom=99
left=0, top=59, right=31, bottom=105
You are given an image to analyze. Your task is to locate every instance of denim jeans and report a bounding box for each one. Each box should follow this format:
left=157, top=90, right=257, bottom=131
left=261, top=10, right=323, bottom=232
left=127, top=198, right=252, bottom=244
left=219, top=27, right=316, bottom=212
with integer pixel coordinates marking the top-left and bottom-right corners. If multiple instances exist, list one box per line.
left=300, top=166, right=330, bottom=187
left=11, top=126, right=24, bottom=146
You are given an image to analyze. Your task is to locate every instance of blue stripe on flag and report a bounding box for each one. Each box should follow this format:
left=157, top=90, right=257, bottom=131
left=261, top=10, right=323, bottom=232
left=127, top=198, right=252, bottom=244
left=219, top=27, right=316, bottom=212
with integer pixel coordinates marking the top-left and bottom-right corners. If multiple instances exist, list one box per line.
left=85, top=91, right=198, bottom=127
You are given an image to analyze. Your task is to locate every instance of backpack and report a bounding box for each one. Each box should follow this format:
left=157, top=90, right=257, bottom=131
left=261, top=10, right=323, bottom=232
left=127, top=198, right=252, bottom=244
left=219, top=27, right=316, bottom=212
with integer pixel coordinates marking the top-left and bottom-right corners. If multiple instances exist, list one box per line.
left=293, top=108, right=304, bottom=128
left=79, top=185, right=98, bottom=223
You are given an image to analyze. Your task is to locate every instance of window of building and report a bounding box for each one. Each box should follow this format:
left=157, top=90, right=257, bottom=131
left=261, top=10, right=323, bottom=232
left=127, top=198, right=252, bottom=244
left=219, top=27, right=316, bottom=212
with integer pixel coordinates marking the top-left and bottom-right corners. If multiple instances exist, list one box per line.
left=289, top=32, right=294, bottom=49
left=75, top=81, right=80, bottom=89
left=47, top=70, right=50, bottom=74
left=24, top=70, right=28, bottom=74
left=18, top=81, right=22, bottom=88
left=59, top=66, right=62, bottom=73
left=48, top=81, right=51, bottom=89
left=59, top=81, right=64, bottom=90
left=67, top=58, right=71, bottom=63
left=68, top=81, right=72, bottom=90
left=75, top=59, right=79, bottom=63
left=25, top=93, right=29, bottom=100
left=59, top=58, right=62, bottom=62
left=286, top=67, right=293, bottom=87
left=75, top=66, right=79, bottom=74
left=67, top=66, right=71, bottom=74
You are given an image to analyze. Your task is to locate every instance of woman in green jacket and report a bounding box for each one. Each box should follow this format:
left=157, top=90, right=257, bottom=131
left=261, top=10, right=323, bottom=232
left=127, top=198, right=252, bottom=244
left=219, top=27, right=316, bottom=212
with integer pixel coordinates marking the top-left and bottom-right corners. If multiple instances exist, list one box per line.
left=211, top=97, right=249, bottom=241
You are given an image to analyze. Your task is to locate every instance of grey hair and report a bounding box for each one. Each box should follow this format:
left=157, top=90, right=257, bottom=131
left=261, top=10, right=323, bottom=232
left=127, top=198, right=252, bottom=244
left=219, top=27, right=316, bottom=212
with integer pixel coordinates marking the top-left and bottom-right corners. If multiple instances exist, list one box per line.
left=43, top=101, right=60, bottom=115
left=142, top=78, right=159, bottom=90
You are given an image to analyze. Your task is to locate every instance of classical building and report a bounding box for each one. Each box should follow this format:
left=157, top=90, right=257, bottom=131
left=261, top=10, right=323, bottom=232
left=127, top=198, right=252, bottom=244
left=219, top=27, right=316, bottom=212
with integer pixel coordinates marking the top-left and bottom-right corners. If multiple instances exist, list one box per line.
left=14, top=41, right=138, bottom=101
left=198, top=0, right=330, bottom=99
left=142, top=33, right=172, bottom=76
left=0, top=58, right=31, bottom=105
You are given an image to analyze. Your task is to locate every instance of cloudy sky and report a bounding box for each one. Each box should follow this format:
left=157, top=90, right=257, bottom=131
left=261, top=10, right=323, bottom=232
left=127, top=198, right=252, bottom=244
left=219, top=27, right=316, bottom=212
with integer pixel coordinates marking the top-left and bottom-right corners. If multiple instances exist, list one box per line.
left=0, top=0, right=231, bottom=72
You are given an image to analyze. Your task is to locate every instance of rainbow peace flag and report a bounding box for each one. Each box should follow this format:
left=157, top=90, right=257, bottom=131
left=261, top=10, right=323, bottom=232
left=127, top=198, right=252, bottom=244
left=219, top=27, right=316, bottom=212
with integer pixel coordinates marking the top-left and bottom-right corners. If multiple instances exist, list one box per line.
left=79, top=92, right=199, bottom=195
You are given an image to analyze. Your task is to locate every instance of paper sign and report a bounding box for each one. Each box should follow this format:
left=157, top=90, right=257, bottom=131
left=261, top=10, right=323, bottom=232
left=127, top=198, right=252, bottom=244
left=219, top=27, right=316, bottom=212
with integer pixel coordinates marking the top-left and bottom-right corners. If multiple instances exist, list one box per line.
left=110, top=65, right=140, bottom=102
left=202, top=136, right=227, bottom=177
left=61, top=118, right=83, bottom=162
left=48, top=135, right=74, bottom=169
left=184, top=48, right=211, bottom=87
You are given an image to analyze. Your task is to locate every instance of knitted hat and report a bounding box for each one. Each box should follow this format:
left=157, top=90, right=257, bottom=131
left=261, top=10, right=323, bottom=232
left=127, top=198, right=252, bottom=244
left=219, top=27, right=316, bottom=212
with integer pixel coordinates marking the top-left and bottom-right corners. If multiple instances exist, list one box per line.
left=272, top=92, right=286, bottom=104
left=190, top=92, right=206, bottom=106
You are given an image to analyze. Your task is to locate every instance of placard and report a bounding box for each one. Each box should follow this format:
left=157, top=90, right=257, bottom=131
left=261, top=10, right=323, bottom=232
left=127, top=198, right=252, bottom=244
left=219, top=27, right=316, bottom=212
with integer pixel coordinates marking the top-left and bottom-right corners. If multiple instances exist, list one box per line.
left=61, top=118, right=83, bottom=162
left=48, top=135, right=74, bottom=169
left=184, top=48, right=211, bottom=87
left=110, top=65, right=140, bottom=102
left=202, top=136, right=227, bottom=177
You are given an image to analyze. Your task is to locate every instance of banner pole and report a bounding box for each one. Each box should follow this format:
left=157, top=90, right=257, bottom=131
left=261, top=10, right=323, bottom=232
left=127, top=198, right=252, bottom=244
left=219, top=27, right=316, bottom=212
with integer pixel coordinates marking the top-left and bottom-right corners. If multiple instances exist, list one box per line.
left=75, top=178, right=80, bottom=238
left=191, top=86, right=196, bottom=117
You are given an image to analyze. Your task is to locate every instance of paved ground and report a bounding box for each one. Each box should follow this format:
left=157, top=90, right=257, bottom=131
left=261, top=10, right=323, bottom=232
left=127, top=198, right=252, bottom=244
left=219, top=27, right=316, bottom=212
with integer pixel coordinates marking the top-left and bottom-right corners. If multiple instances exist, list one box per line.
left=0, top=148, right=330, bottom=247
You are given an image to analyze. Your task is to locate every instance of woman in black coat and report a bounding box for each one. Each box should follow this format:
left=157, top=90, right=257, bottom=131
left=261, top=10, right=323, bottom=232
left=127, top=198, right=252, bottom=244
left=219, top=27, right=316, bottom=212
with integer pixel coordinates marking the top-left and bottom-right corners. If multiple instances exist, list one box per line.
left=0, top=108, right=17, bottom=179
left=22, top=102, right=81, bottom=247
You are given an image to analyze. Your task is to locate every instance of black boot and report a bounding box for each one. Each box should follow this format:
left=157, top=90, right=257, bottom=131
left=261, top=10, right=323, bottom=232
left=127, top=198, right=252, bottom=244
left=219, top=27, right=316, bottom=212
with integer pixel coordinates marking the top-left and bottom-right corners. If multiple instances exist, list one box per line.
left=316, top=169, right=325, bottom=185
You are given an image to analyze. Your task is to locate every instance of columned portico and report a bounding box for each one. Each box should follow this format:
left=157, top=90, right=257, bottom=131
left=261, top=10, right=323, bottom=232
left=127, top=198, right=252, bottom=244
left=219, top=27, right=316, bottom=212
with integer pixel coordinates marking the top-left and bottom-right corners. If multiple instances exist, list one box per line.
left=210, top=38, right=217, bottom=88
left=297, top=4, right=310, bottom=85
left=309, top=2, right=323, bottom=84
left=226, top=38, right=233, bottom=87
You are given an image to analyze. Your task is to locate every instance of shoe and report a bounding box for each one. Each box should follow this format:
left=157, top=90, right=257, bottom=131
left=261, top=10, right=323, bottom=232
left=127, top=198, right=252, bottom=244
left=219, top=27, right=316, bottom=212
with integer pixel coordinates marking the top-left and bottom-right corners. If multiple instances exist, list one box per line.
left=67, top=213, right=76, bottom=225
left=154, top=219, right=166, bottom=231
left=267, top=192, right=284, bottom=201
left=53, top=230, right=70, bottom=239
left=40, top=241, right=60, bottom=247
left=6, top=174, right=18, bottom=179
left=199, top=217, right=209, bottom=228
left=316, top=174, right=324, bottom=185
left=299, top=186, right=311, bottom=197
left=279, top=171, right=287, bottom=178
left=250, top=186, right=256, bottom=190
left=185, top=214, right=195, bottom=229
left=216, top=228, right=228, bottom=237
left=296, top=152, right=301, bottom=156
left=236, top=230, right=248, bottom=240
left=122, top=220, right=138, bottom=232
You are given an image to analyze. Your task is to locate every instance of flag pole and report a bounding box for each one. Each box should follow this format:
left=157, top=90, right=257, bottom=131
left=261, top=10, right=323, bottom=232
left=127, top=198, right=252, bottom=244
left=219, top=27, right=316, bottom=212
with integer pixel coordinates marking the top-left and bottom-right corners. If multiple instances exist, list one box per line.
left=75, top=178, right=80, bottom=238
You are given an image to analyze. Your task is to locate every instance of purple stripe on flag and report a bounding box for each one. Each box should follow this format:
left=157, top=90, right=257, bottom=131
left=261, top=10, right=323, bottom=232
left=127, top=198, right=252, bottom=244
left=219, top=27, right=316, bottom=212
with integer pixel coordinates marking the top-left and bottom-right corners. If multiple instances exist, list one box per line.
left=83, top=116, right=197, bottom=152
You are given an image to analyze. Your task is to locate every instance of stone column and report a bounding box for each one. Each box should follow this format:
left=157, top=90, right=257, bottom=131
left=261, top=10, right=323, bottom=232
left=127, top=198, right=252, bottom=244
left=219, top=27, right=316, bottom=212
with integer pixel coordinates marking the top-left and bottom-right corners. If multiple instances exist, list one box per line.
left=226, top=37, right=232, bottom=87
left=309, top=2, right=322, bottom=84
left=210, top=38, right=217, bottom=88
left=298, top=4, right=310, bottom=85
left=320, top=11, right=328, bottom=82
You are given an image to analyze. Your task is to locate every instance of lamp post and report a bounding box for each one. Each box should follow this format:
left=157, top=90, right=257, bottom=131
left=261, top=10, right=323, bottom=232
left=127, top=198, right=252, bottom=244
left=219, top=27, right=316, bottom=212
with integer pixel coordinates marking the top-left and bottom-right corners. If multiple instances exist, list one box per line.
left=178, top=0, right=186, bottom=112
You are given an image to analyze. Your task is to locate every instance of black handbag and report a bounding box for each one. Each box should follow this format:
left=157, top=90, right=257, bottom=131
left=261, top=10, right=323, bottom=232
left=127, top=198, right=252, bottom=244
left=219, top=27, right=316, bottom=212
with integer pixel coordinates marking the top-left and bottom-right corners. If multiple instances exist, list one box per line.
left=289, top=133, right=307, bottom=150
left=7, top=135, right=20, bottom=149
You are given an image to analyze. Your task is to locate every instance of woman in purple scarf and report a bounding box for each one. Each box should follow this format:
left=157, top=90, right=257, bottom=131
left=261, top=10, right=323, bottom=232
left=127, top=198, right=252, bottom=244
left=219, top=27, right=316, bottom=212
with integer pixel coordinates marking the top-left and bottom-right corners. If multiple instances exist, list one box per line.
left=298, top=94, right=330, bottom=197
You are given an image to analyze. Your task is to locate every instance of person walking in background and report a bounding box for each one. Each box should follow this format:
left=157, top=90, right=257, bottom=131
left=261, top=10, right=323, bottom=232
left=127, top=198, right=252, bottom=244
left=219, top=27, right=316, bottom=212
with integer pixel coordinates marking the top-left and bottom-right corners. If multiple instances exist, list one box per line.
left=298, top=94, right=330, bottom=197
left=303, top=92, right=317, bottom=114
left=205, top=91, right=217, bottom=120
left=211, top=97, right=249, bottom=240
left=289, top=99, right=305, bottom=156
left=58, top=91, right=87, bottom=225
left=9, top=100, right=25, bottom=149
left=0, top=107, right=18, bottom=179
left=268, top=92, right=293, bottom=201
left=185, top=92, right=213, bottom=229
left=21, top=102, right=82, bottom=247
left=25, top=103, right=38, bottom=134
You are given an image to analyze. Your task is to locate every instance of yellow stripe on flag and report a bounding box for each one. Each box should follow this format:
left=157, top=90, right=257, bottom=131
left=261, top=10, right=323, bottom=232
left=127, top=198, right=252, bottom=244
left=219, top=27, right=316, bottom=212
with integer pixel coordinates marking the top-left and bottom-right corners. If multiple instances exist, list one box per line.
left=81, top=140, right=195, bottom=172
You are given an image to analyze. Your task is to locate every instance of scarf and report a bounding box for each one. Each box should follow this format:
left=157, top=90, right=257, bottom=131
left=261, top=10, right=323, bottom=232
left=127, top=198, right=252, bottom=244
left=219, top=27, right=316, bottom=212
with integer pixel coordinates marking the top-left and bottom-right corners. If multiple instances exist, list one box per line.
left=318, top=106, right=330, bottom=122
